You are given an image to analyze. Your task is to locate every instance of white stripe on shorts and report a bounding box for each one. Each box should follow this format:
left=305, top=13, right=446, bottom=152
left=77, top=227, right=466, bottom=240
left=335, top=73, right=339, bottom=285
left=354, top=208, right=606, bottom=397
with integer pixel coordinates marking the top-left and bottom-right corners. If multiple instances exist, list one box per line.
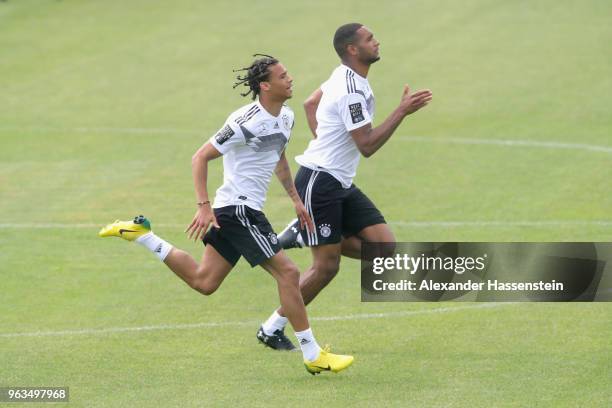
left=235, top=205, right=274, bottom=258
left=304, top=170, right=319, bottom=246
left=242, top=206, right=275, bottom=257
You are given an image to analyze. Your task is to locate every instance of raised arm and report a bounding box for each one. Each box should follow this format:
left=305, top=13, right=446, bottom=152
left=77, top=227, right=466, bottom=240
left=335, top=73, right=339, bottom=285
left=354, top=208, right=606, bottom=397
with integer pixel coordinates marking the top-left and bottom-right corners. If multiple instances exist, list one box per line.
left=274, top=150, right=315, bottom=231
left=350, top=86, right=432, bottom=158
left=186, top=142, right=223, bottom=241
left=303, top=88, right=323, bottom=138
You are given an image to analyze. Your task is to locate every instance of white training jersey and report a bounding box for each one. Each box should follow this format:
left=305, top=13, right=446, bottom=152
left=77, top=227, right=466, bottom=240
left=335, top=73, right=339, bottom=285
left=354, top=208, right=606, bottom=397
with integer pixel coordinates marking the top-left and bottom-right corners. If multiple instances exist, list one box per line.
left=296, top=64, right=375, bottom=188
left=208, top=101, right=294, bottom=211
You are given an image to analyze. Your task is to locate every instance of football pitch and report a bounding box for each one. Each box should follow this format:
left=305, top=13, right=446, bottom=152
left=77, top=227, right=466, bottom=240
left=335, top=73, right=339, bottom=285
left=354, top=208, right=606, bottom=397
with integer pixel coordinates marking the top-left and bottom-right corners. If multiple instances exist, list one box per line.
left=1, top=1, right=611, bottom=406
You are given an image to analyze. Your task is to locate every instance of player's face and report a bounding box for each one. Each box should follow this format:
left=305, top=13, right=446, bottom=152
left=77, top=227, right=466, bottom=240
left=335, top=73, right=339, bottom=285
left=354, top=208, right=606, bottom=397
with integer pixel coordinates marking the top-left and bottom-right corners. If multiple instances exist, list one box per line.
left=263, top=63, right=293, bottom=101
left=354, top=26, right=380, bottom=65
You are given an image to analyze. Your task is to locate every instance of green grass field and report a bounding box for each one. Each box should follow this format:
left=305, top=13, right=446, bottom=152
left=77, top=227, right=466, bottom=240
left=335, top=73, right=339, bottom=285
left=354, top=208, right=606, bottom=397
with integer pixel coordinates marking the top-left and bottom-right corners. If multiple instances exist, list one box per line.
left=1, top=1, right=611, bottom=406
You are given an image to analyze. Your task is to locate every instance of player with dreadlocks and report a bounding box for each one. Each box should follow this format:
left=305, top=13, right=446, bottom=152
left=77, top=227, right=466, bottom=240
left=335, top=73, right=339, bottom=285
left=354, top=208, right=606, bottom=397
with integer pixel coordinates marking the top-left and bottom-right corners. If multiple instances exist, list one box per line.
left=233, top=53, right=279, bottom=99
left=99, top=54, right=354, bottom=375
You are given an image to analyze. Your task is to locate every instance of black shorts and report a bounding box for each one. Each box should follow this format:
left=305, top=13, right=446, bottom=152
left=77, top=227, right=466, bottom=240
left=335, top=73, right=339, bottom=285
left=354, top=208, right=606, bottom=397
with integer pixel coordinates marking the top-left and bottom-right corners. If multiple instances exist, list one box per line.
left=296, top=166, right=386, bottom=246
left=203, top=205, right=281, bottom=267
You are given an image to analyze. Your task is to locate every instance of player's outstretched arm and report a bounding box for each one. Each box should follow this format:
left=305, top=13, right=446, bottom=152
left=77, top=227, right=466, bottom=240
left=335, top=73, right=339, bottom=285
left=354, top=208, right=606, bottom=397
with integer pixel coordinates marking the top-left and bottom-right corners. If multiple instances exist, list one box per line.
left=274, top=151, right=315, bottom=232
left=350, top=85, right=432, bottom=158
left=303, top=88, right=323, bottom=138
left=186, top=142, right=222, bottom=241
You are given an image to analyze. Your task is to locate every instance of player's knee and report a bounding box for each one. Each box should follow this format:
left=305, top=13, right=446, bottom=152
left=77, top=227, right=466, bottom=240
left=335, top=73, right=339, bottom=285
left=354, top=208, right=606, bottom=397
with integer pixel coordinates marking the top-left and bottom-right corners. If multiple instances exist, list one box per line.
left=191, top=278, right=219, bottom=296
left=315, top=257, right=340, bottom=279
left=277, top=263, right=300, bottom=288
left=324, top=262, right=340, bottom=278
left=384, top=230, right=396, bottom=245
left=362, top=228, right=396, bottom=258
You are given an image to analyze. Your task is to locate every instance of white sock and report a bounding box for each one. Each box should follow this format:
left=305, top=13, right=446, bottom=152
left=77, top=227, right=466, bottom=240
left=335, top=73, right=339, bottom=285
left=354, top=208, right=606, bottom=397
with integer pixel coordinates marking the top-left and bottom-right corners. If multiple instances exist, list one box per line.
left=261, top=310, right=288, bottom=335
left=136, top=232, right=173, bottom=261
left=294, top=328, right=321, bottom=362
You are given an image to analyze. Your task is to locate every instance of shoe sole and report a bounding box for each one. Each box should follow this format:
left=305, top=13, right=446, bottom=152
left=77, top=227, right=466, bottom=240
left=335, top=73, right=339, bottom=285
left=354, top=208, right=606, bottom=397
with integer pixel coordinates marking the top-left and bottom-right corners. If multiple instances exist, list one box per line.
left=304, top=358, right=354, bottom=375
left=256, top=334, right=297, bottom=352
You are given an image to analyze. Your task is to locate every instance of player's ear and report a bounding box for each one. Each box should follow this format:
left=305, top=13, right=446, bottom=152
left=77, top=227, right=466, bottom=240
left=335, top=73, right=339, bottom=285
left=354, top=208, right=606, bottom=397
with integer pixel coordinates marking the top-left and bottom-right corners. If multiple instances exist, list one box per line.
left=346, top=43, right=358, bottom=57
left=260, top=81, right=271, bottom=92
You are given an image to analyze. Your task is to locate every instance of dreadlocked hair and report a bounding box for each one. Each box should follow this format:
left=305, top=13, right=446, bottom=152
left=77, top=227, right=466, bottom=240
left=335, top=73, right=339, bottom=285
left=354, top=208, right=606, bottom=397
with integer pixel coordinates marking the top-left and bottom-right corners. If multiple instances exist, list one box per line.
left=233, top=53, right=279, bottom=100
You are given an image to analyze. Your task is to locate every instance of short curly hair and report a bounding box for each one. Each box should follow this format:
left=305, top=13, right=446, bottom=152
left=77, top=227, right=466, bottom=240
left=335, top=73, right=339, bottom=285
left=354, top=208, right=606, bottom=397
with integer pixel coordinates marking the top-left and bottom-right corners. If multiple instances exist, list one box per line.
left=333, top=23, right=364, bottom=58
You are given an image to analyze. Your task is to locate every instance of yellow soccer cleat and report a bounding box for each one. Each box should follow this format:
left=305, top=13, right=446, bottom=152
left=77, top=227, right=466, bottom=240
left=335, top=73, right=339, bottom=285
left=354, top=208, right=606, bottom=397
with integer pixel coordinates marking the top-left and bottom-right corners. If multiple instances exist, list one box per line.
left=98, top=215, right=151, bottom=241
left=304, top=346, right=354, bottom=375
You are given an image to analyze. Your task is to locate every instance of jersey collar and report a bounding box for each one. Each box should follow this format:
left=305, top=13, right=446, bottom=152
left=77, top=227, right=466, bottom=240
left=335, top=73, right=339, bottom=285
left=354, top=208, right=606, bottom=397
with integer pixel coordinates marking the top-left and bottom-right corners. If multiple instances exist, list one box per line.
left=256, top=100, right=282, bottom=119
left=341, top=64, right=367, bottom=81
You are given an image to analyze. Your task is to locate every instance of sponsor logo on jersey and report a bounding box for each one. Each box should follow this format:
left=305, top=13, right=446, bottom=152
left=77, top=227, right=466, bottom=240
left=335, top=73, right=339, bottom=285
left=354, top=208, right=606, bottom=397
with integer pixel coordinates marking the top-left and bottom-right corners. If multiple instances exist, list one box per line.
left=268, top=233, right=278, bottom=245
left=215, top=125, right=235, bottom=145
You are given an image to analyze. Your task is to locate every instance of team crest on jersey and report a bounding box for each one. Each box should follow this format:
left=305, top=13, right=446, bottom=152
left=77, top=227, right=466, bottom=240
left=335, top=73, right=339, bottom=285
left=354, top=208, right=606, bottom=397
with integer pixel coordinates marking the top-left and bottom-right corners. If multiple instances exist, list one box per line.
left=349, top=103, right=364, bottom=124
left=268, top=232, right=278, bottom=245
left=319, top=223, right=332, bottom=238
left=282, top=114, right=291, bottom=131
left=215, top=125, right=235, bottom=145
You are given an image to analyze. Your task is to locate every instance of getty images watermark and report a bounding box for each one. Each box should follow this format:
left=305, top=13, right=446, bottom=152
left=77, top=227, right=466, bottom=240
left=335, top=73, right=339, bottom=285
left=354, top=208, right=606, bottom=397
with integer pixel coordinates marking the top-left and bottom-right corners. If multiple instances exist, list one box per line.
left=361, top=243, right=612, bottom=301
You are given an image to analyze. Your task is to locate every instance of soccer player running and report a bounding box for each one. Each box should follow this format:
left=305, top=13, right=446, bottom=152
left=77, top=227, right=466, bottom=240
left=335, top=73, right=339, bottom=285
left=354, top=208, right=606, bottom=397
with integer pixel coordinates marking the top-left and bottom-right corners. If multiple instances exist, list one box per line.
left=256, top=24, right=432, bottom=350
left=99, top=55, right=353, bottom=375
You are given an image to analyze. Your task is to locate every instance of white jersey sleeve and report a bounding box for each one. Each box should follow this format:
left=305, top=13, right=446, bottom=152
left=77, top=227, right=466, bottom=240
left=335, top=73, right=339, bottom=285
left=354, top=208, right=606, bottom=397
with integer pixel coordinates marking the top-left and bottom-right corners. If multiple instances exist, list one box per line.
left=338, top=92, right=372, bottom=132
left=209, top=120, right=245, bottom=154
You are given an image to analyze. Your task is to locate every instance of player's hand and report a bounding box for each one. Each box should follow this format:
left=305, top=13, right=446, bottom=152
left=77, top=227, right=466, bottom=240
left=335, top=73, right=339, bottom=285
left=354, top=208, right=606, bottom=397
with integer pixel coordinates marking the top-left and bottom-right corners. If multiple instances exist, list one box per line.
left=399, top=85, right=432, bottom=116
left=185, top=205, right=220, bottom=242
left=295, top=201, right=315, bottom=233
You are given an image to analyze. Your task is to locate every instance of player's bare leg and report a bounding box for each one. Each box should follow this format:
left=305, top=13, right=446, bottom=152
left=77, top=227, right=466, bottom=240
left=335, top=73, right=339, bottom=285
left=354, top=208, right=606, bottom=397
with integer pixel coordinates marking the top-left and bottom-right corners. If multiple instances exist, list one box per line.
left=275, top=225, right=393, bottom=318
left=164, top=244, right=233, bottom=296
left=260, top=251, right=309, bottom=331
left=260, top=250, right=353, bottom=373
left=341, top=223, right=395, bottom=259
left=340, top=236, right=362, bottom=259
left=276, top=243, right=342, bottom=318
left=99, top=216, right=233, bottom=296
